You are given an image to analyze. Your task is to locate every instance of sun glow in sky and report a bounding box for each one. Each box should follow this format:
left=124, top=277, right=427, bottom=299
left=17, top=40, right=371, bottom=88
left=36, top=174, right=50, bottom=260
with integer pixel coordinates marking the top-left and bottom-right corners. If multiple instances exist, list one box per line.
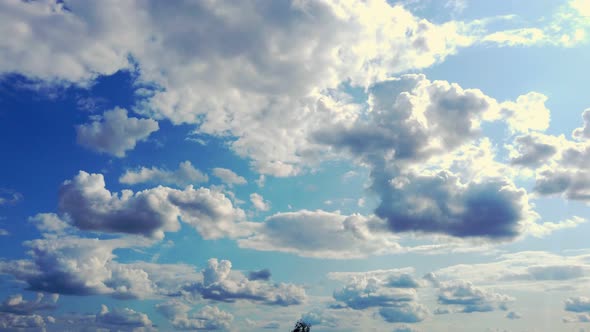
left=1, top=0, right=590, bottom=331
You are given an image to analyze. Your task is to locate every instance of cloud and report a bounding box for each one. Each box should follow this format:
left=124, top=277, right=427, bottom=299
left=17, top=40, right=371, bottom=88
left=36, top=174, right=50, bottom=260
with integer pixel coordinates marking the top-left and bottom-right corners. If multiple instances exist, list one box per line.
left=28, top=213, right=71, bottom=235
left=379, top=303, right=429, bottom=323
left=0, top=313, right=48, bottom=330
left=120, top=161, right=208, bottom=186
left=250, top=193, right=270, bottom=211
left=573, top=109, right=590, bottom=140
left=248, top=269, right=272, bottom=281
left=300, top=311, right=338, bottom=328
left=312, top=75, right=549, bottom=240
left=0, top=189, right=22, bottom=206
left=431, top=251, right=590, bottom=292
left=76, top=107, right=159, bottom=157
left=0, top=293, right=58, bottom=316
left=156, top=301, right=233, bottom=331
left=437, top=280, right=513, bottom=313
left=508, top=118, right=590, bottom=201
left=566, top=297, right=590, bottom=312
left=57, top=170, right=248, bottom=240
left=0, top=229, right=8, bottom=236
left=185, top=258, right=306, bottom=306
left=213, top=168, right=247, bottom=186
left=330, top=267, right=427, bottom=325
left=238, top=210, right=402, bottom=259
left=563, top=313, right=590, bottom=323
left=96, top=304, right=152, bottom=328
left=0, top=235, right=306, bottom=307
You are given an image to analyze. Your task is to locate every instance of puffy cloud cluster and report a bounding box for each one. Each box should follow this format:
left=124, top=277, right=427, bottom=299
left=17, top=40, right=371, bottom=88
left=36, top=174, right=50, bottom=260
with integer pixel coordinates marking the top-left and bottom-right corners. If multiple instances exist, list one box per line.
left=156, top=301, right=233, bottom=331
left=57, top=170, right=248, bottom=239
left=185, top=258, right=306, bottom=306
left=0, top=0, right=476, bottom=176
left=330, top=268, right=428, bottom=324
left=0, top=312, right=49, bottom=330
left=508, top=110, right=590, bottom=202
left=0, top=293, right=58, bottom=331
left=0, top=235, right=306, bottom=306
left=76, top=107, right=159, bottom=157
left=0, top=293, right=58, bottom=315
left=96, top=304, right=152, bottom=328
left=120, top=161, right=208, bottom=187
left=436, top=280, right=513, bottom=313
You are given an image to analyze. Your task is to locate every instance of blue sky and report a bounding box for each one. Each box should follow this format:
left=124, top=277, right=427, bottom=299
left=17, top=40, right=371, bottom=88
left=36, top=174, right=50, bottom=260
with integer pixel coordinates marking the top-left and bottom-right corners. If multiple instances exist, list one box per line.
left=1, top=0, right=590, bottom=331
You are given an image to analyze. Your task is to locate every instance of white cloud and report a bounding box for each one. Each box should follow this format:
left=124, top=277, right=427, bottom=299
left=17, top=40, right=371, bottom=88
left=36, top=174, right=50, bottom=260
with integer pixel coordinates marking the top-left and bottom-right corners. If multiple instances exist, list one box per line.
left=120, top=161, right=208, bottom=186
left=76, top=107, right=159, bottom=157
left=156, top=301, right=233, bottom=331
left=0, top=293, right=58, bottom=315
left=96, top=304, right=152, bottom=328
left=212, top=168, right=247, bottom=186
left=238, top=210, right=401, bottom=259
left=250, top=193, right=270, bottom=211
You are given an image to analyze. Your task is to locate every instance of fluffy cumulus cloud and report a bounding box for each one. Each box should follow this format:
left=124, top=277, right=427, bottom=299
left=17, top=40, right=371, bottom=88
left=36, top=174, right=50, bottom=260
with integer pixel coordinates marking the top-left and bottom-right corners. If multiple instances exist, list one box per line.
left=0, top=312, right=49, bottom=330
left=76, top=107, right=159, bottom=157
left=0, top=293, right=58, bottom=315
left=437, top=280, right=513, bottom=313
left=57, top=170, right=248, bottom=239
left=156, top=301, right=233, bottom=331
left=0, top=0, right=477, bottom=176
left=184, top=258, right=306, bottom=306
left=96, top=304, right=152, bottom=328
left=238, top=210, right=402, bottom=259
left=120, top=160, right=208, bottom=186
left=312, top=74, right=553, bottom=240
left=508, top=111, right=590, bottom=202
left=329, top=267, right=428, bottom=324
left=0, top=236, right=306, bottom=307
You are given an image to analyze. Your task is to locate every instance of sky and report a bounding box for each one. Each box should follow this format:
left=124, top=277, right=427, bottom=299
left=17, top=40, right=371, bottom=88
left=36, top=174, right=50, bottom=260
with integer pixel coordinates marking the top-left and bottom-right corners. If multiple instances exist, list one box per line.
left=1, top=0, right=590, bottom=331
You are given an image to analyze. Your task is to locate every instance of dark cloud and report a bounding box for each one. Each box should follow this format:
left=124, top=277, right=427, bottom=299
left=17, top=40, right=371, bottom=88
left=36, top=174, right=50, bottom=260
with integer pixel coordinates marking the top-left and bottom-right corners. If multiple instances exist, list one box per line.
left=509, top=134, right=557, bottom=166
left=565, top=297, right=590, bottom=313
left=374, top=170, right=527, bottom=239
left=76, top=107, right=159, bottom=157
left=248, top=269, right=272, bottom=281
